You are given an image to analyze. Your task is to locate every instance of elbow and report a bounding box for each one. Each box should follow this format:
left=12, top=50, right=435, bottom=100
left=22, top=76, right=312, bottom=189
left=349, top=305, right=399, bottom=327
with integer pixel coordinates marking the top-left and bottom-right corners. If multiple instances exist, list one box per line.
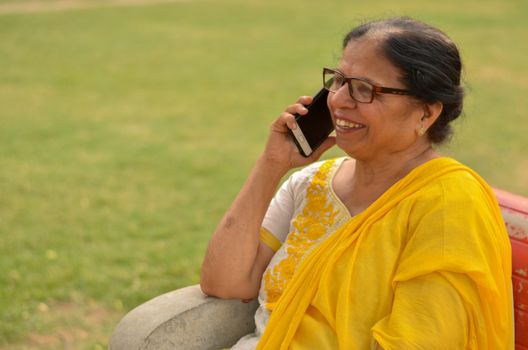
left=200, top=275, right=258, bottom=300
left=199, top=279, right=215, bottom=297
left=199, top=270, right=217, bottom=297
left=199, top=278, right=227, bottom=298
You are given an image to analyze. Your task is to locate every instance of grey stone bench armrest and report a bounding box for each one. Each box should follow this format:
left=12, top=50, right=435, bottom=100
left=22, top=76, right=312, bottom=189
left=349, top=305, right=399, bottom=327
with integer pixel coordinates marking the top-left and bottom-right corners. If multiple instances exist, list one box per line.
left=109, top=285, right=258, bottom=350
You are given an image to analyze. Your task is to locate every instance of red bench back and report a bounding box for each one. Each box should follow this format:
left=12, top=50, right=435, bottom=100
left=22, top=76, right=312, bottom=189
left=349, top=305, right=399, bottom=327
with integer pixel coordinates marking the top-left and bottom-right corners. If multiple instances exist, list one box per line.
left=495, top=188, right=528, bottom=350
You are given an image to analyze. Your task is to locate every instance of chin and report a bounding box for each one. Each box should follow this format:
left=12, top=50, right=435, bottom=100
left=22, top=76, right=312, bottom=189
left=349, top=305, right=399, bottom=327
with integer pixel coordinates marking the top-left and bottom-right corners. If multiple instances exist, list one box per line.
left=336, top=141, right=359, bottom=158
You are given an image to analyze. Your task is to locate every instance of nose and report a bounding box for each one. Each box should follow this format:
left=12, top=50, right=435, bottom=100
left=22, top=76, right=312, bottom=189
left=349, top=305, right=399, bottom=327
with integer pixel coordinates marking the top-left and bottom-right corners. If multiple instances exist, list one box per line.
left=329, top=83, right=357, bottom=109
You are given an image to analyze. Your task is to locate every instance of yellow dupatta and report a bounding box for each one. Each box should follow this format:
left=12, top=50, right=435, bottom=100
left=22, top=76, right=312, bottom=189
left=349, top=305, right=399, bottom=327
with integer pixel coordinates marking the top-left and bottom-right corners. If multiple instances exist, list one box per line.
left=256, top=157, right=513, bottom=349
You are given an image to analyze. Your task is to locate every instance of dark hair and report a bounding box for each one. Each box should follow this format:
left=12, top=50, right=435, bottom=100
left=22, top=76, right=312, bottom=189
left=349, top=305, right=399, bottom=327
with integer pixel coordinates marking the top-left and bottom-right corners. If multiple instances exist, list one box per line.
left=343, top=17, right=464, bottom=144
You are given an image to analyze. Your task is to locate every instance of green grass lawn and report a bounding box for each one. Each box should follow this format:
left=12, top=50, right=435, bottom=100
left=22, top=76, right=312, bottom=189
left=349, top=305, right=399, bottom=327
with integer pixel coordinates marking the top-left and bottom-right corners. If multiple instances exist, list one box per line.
left=0, top=0, right=527, bottom=348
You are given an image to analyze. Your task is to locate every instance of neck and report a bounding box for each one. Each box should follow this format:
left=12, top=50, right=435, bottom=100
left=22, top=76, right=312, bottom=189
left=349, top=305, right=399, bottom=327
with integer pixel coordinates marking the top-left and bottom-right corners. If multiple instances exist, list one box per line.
left=352, top=144, right=438, bottom=189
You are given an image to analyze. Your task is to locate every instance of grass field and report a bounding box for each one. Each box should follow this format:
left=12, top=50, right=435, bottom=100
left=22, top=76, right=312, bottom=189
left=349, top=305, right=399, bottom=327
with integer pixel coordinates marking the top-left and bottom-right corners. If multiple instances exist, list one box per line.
left=0, top=0, right=527, bottom=348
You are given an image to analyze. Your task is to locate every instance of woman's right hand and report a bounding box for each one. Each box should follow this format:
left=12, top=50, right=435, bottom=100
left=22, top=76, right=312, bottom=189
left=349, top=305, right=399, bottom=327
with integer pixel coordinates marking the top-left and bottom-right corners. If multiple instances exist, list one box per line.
left=261, top=96, right=336, bottom=172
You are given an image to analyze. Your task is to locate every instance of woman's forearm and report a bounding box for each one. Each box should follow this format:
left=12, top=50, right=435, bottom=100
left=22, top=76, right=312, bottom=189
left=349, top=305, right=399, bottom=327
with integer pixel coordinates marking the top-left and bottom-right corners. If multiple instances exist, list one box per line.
left=200, top=156, right=288, bottom=299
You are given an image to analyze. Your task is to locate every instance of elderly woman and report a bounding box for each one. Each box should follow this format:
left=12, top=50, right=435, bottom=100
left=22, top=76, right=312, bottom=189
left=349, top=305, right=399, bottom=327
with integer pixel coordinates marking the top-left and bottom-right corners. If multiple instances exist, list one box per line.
left=200, top=17, right=513, bottom=349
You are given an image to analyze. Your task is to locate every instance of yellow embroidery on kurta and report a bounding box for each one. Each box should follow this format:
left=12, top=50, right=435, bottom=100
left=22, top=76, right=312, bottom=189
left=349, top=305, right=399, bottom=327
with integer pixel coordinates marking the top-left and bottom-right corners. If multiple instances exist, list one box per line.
left=263, top=159, right=340, bottom=310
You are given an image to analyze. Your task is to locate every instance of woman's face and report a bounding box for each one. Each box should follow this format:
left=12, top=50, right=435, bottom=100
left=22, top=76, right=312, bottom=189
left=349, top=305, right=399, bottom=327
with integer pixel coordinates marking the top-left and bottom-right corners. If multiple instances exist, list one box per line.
left=327, top=37, right=425, bottom=162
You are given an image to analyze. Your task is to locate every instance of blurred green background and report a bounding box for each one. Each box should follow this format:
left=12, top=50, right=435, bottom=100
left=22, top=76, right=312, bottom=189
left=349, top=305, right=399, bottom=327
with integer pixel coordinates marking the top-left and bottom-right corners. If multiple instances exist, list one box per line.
left=0, top=0, right=526, bottom=348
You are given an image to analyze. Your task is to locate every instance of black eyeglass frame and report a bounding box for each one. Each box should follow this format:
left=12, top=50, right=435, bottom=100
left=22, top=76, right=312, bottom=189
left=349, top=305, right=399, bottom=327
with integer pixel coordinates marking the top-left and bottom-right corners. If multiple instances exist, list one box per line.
left=322, top=67, right=413, bottom=103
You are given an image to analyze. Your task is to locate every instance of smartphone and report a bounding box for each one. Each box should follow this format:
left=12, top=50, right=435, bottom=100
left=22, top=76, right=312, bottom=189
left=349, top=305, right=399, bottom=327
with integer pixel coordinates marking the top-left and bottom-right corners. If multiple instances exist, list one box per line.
left=288, top=88, right=334, bottom=157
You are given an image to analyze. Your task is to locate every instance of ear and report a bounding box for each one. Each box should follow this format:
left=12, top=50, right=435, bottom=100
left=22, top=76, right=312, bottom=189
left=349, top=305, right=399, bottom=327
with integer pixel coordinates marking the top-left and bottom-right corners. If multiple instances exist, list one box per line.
left=421, top=101, right=443, bottom=130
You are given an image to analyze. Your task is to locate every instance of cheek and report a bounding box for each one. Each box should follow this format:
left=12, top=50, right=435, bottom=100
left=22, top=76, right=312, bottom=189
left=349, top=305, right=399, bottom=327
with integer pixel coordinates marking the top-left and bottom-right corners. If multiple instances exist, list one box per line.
left=326, top=96, right=334, bottom=119
left=372, top=105, right=420, bottom=141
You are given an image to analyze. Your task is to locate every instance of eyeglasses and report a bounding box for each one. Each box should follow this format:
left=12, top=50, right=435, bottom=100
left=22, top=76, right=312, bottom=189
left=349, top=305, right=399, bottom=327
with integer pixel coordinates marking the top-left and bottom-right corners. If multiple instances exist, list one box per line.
left=323, top=68, right=413, bottom=103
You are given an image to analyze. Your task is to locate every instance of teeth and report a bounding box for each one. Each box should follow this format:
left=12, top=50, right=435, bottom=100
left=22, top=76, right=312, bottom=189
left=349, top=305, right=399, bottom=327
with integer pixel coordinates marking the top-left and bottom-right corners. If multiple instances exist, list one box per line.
left=336, top=119, right=365, bottom=129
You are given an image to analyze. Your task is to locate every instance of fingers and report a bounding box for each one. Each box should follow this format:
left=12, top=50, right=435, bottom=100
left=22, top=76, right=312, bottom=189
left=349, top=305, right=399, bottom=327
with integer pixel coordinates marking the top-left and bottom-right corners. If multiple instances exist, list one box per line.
left=271, top=112, right=297, bottom=133
left=285, top=97, right=311, bottom=116
left=278, top=95, right=313, bottom=131
left=272, top=95, right=310, bottom=132
left=297, top=95, right=313, bottom=105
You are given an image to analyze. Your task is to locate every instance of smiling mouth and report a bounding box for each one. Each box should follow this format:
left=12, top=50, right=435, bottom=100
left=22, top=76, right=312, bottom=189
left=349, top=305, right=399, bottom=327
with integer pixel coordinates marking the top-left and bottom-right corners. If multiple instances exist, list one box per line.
left=335, top=119, right=366, bottom=130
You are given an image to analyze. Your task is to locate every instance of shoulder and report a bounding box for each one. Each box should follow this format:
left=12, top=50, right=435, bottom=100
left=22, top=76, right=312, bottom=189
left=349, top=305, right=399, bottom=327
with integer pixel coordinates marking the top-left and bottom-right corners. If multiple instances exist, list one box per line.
left=405, top=161, right=504, bottom=245
left=396, top=161, right=510, bottom=278
left=397, top=158, right=488, bottom=207
left=412, top=164, right=491, bottom=211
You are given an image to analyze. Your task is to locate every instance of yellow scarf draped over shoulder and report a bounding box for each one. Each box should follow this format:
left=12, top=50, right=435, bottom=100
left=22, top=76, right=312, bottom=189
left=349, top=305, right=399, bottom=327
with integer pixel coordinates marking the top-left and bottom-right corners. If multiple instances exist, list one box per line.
left=256, top=157, right=513, bottom=350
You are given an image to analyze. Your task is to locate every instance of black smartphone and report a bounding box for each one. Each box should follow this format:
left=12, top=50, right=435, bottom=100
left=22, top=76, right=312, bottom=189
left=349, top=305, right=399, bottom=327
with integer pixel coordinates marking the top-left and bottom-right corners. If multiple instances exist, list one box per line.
left=288, top=88, right=334, bottom=157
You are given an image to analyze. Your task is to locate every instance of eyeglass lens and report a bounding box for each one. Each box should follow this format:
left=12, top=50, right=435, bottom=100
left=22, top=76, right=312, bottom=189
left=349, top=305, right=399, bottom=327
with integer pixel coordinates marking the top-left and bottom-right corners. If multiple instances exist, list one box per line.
left=323, top=70, right=374, bottom=103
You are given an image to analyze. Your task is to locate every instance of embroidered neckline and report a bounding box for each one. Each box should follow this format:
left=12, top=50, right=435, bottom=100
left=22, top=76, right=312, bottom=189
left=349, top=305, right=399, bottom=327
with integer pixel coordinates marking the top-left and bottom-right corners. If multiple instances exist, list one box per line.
left=262, top=158, right=342, bottom=311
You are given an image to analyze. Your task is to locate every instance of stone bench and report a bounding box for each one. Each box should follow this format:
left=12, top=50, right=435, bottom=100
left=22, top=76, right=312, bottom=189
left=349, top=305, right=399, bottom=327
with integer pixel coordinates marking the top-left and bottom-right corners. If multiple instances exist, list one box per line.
left=109, top=188, right=528, bottom=350
left=108, top=285, right=258, bottom=350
